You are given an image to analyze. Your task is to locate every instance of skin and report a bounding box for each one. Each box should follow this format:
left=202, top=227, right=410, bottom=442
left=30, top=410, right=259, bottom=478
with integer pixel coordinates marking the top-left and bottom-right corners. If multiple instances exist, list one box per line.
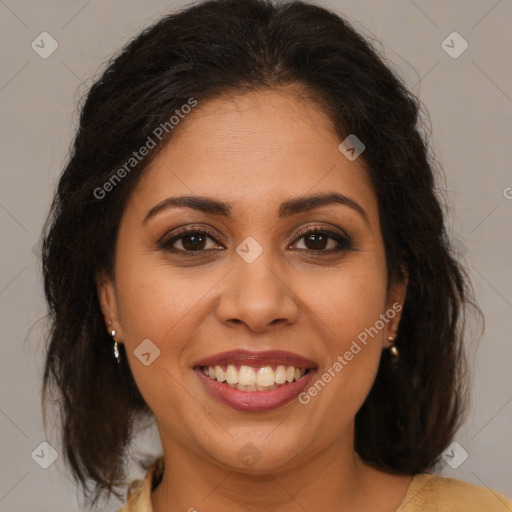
left=97, top=86, right=410, bottom=512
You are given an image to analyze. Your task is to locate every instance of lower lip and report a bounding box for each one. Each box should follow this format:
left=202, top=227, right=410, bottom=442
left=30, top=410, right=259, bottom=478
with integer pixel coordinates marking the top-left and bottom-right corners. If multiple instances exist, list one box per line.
left=194, top=367, right=316, bottom=412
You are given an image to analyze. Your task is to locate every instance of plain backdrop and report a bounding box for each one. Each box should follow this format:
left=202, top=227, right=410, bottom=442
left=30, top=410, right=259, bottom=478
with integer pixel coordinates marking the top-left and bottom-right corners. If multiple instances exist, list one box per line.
left=0, top=0, right=511, bottom=510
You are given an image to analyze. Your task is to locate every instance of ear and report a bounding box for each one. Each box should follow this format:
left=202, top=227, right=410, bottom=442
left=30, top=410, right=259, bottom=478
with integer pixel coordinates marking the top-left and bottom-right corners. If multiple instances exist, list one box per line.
left=96, top=270, right=123, bottom=342
left=383, top=265, right=408, bottom=346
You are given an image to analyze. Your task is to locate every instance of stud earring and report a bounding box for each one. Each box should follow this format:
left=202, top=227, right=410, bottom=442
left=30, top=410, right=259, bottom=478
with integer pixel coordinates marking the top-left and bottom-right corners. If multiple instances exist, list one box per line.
left=387, top=335, right=399, bottom=357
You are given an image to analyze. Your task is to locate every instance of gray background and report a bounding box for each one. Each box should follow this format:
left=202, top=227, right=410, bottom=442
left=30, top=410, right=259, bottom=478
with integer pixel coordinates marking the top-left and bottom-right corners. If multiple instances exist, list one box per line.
left=0, top=0, right=511, bottom=510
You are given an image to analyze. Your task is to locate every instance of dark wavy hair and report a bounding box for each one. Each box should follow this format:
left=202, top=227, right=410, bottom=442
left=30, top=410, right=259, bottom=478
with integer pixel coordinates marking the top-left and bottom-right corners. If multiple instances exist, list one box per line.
left=41, top=0, right=477, bottom=506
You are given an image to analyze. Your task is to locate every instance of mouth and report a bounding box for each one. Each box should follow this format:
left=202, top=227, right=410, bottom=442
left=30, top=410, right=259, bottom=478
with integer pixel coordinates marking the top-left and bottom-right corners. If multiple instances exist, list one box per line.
left=196, top=364, right=312, bottom=391
left=192, top=350, right=318, bottom=412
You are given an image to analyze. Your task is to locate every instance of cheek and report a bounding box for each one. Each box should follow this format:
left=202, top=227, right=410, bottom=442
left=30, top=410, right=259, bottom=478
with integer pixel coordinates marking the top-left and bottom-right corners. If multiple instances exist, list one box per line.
left=305, top=260, right=388, bottom=344
left=114, top=252, right=206, bottom=343
left=298, top=261, right=388, bottom=408
left=112, top=261, right=201, bottom=415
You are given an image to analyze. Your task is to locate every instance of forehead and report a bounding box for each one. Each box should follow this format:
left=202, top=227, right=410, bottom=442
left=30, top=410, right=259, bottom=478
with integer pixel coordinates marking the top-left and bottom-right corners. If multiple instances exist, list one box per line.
left=127, top=88, right=377, bottom=220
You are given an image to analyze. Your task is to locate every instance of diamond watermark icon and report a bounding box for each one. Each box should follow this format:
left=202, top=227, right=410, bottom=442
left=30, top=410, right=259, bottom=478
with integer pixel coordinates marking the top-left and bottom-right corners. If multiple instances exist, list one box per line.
left=31, top=441, right=58, bottom=469
left=441, top=441, right=468, bottom=469
left=236, top=236, right=263, bottom=264
left=441, top=32, right=468, bottom=59
left=32, top=239, right=43, bottom=258
left=451, top=235, right=468, bottom=260
left=134, top=339, right=161, bottom=366
left=237, top=442, right=263, bottom=468
left=31, top=32, right=59, bottom=59
left=338, top=134, right=365, bottom=161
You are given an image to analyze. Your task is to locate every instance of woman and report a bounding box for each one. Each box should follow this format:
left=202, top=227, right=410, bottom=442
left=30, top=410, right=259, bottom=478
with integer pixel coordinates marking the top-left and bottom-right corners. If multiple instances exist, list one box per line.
left=40, top=0, right=512, bottom=510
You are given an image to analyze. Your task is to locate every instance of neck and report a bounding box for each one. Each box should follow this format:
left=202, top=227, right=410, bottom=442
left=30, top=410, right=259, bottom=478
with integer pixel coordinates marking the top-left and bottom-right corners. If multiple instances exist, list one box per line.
left=150, top=427, right=400, bottom=512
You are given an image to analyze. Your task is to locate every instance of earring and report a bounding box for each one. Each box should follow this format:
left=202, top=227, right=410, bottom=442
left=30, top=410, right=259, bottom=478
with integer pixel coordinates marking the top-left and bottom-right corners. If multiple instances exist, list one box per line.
left=111, top=329, right=121, bottom=364
left=387, top=335, right=399, bottom=357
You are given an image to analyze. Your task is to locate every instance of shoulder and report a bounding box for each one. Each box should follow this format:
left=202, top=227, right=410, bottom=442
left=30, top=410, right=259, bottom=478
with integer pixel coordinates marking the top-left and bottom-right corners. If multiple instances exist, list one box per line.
left=117, top=456, right=165, bottom=512
left=398, top=473, right=512, bottom=512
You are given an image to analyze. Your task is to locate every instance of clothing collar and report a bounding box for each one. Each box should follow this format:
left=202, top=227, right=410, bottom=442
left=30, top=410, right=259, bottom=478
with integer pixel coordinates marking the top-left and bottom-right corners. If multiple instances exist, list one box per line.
left=122, top=456, right=164, bottom=511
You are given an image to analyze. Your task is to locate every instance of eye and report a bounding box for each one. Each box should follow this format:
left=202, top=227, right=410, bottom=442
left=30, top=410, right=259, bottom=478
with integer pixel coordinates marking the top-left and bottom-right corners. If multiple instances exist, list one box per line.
left=290, top=227, right=352, bottom=253
left=159, top=226, right=352, bottom=255
left=159, top=228, right=223, bottom=254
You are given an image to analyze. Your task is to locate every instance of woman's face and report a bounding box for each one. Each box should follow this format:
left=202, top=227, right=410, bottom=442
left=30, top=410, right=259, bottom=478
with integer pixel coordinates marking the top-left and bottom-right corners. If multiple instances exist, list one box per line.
left=98, top=87, right=406, bottom=473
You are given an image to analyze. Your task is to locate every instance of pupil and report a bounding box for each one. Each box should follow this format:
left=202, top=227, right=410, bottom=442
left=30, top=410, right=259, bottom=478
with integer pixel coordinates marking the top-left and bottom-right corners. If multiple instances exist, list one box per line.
left=306, top=233, right=326, bottom=250
left=184, top=234, right=205, bottom=251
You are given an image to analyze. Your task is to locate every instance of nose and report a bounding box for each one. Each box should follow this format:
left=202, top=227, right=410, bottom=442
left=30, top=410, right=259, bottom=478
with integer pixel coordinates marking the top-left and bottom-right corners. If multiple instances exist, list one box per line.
left=215, top=252, right=299, bottom=334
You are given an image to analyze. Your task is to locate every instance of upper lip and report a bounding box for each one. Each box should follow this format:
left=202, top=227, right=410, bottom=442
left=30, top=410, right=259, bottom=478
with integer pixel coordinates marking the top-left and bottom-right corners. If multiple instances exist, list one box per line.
left=193, top=349, right=318, bottom=369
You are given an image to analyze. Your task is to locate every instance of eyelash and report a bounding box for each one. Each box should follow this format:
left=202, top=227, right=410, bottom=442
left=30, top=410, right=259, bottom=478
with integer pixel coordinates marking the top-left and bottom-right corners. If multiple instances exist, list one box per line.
left=159, top=225, right=352, bottom=256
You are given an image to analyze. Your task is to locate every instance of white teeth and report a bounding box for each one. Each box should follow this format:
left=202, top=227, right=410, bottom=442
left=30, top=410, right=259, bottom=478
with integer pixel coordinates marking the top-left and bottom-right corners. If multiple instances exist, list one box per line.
left=275, top=365, right=287, bottom=384
left=238, top=366, right=256, bottom=386
left=225, top=364, right=238, bottom=384
left=215, top=365, right=226, bottom=382
left=202, top=364, right=308, bottom=390
left=256, top=366, right=275, bottom=387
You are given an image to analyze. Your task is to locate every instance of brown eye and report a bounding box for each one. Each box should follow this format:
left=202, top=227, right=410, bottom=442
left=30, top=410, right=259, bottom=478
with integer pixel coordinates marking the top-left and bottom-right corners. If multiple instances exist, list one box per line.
left=160, top=229, right=223, bottom=253
left=291, top=228, right=352, bottom=253
left=159, top=226, right=352, bottom=256
left=178, top=232, right=207, bottom=251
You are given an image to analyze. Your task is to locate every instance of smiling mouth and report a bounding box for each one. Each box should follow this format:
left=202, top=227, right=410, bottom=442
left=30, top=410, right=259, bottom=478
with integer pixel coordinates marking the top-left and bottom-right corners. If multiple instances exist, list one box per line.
left=196, top=364, right=312, bottom=392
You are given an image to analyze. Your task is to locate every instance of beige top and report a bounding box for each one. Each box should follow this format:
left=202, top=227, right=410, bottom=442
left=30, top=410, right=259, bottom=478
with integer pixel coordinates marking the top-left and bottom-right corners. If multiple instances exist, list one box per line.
left=117, top=456, right=512, bottom=511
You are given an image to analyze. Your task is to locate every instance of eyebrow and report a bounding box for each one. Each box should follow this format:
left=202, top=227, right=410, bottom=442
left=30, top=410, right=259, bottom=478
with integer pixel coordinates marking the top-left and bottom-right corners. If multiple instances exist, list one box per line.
left=143, top=192, right=370, bottom=227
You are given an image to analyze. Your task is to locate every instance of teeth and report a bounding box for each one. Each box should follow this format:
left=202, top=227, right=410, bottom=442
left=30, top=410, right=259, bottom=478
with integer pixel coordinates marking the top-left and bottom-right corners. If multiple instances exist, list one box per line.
left=239, top=365, right=256, bottom=386
left=225, top=365, right=238, bottom=384
left=202, top=364, right=308, bottom=390
left=256, top=366, right=275, bottom=387
left=215, top=365, right=226, bottom=382
left=275, top=365, right=287, bottom=384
